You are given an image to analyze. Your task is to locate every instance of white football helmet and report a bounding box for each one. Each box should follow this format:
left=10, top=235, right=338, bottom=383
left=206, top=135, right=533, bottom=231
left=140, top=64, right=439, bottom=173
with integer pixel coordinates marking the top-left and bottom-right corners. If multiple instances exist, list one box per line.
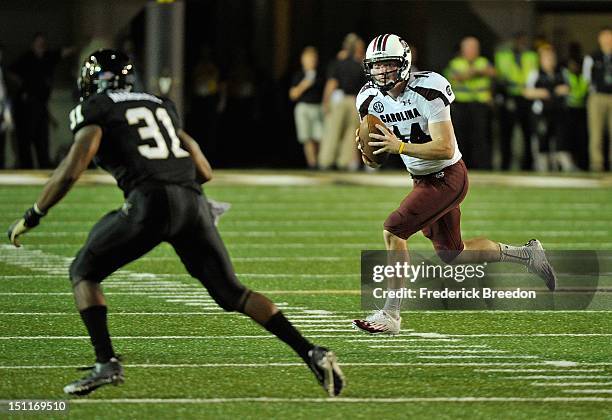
left=364, top=34, right=412, bottom=91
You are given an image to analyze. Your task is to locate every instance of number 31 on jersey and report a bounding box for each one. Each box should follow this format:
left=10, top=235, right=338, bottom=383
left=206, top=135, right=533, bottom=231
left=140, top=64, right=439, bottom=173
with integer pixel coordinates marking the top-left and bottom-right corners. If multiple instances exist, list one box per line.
left=126, top=107, right=189, bottom=159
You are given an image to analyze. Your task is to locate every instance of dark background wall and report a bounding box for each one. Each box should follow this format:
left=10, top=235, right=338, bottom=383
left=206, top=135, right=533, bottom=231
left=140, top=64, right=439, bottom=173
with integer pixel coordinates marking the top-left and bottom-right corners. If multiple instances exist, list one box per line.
left=1, top=0, right=610, bottom=168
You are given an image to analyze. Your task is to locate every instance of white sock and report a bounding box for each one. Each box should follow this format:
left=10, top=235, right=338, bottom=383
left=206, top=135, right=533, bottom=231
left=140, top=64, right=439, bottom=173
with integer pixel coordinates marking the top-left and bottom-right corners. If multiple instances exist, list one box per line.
left=382, top=289, right=402, bottom=318
left=499, top=243, right=530, bottom=266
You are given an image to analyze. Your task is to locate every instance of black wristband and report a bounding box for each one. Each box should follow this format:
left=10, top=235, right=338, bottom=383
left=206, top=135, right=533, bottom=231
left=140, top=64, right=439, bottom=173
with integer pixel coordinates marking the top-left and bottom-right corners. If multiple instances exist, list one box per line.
left=23, top=207, right=43, bottom=228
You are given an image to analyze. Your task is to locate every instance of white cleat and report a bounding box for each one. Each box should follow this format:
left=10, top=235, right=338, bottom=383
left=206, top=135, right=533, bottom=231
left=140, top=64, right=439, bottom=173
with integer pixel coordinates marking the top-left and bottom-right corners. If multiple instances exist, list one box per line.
left=352, top=310, right=401, bottom=335
left=525, top=239, right=557, bottom=291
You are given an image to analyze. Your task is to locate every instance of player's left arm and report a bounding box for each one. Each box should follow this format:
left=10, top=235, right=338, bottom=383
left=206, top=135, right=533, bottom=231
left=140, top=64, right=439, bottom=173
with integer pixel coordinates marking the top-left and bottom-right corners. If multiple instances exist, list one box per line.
left=368, top=117, right=455, bottom=160
left=7, top=125, right=101, bottom=247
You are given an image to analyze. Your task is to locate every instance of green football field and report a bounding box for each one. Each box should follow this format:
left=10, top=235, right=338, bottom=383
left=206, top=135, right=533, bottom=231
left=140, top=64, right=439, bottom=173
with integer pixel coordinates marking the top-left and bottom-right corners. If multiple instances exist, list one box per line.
left=0, top=174, right=611, bottom=419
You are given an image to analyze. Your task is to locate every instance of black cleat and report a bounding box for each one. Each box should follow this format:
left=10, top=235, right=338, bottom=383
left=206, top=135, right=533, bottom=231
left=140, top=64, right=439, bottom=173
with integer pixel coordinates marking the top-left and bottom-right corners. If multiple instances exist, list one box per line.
left=63, top=357, right=124, bottom=396
left=307, top=346, right=345, bottom=397
left=525, top=239, right=557, bottom=291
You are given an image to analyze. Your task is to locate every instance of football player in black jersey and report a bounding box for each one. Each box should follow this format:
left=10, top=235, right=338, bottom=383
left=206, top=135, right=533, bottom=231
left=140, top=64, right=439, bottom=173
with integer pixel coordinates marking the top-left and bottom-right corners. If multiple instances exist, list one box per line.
left=7, top=50, right=344, bottom=397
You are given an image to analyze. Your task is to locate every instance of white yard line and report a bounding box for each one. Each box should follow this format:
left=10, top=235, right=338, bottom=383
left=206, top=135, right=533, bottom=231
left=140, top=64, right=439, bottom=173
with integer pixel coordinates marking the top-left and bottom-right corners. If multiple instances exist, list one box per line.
left=532, top=382, right=612, bottom=387
left=476, top=369, right=605, bottom=373
left=562, top=389, right=612, bottom=394
left=20, top=230, right=612, bottom=237
left=417, top=355, right=539, bottom=359
left=508, top=376, right=612, bottom=380
left=290, top=329, right=352, bottom=333
left=60, top=396, right=612, bottom=403
left=0, top=312, right=238, bottom=316
left=3, top=362, right=608, bottom=368
left=0, top=311, right=328, bottom=316
left=448, top=334, right=612, bottom=337
left=296, top=324, right=353, bottom=328
left=370, top=345, right=490, bottom=349
left=386, top=349, right=507, bottom=354
left=140, top=256, right=350, bottom=262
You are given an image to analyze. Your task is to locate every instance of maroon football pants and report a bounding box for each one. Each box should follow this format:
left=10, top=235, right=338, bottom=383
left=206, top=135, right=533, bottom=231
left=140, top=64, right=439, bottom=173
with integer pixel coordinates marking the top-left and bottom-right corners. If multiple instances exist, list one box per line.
left=384, top=160, right=469, bottom=263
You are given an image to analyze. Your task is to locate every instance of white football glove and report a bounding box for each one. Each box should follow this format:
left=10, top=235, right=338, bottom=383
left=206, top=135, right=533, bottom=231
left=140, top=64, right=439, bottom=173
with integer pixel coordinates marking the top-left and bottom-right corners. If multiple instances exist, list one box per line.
left=7, top=205, right=46, bottom=247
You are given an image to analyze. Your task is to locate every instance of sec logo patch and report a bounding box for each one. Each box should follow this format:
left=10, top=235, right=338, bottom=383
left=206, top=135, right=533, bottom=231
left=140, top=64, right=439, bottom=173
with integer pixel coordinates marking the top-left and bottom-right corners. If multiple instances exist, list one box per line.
left=446, top=85, right=452, bottom=96
left=373, top=102, right=384, bottom=113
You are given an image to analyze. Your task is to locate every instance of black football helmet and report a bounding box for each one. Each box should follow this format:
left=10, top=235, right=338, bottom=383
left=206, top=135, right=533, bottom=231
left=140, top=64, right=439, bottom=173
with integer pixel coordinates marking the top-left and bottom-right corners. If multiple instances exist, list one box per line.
left=78, top=49, right=134, bottom=100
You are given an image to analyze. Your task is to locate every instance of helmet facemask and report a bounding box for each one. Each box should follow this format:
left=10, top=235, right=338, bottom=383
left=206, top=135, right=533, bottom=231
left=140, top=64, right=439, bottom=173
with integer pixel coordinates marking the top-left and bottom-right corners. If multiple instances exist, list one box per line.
left=365, top=59, right=405, bottom=92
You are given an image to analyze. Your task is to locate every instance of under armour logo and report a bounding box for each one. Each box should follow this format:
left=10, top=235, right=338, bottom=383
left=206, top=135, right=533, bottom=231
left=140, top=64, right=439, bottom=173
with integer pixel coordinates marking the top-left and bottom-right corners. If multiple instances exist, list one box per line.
left=435, top=171, right=445, bottom=179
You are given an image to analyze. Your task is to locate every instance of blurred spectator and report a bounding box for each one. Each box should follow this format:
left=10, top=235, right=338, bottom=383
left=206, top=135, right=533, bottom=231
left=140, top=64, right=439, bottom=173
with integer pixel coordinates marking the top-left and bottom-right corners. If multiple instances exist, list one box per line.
left=319, top=34, right=365, bottom=170
left=9, top=33, right=74, bottom=168
left=447, top=36, right=495, bottom=169
left=188, top=46, right=222, bottom=163
left=524, top=46, right=575, bottom=171
left=564, top=43, right=589, bottom=170
left=319, top=34, right=358, bottom=168
left=495, top=33, right=539, bottom=170
left=289, top=46, right=324, bottom=169
left=0, top=44, right=13, bottom=169
left=583, top=27, right=612, bottom=171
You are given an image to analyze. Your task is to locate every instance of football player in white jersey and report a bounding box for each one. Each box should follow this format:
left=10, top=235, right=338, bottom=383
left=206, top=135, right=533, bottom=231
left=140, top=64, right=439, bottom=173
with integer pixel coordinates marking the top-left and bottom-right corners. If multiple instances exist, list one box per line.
left=352, top=34, right=557, bottom=335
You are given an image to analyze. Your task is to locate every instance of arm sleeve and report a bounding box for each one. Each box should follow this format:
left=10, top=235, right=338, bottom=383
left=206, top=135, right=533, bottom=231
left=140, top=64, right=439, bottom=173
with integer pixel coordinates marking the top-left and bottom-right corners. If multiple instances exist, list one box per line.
left=428, top=105, right=451, bottom=123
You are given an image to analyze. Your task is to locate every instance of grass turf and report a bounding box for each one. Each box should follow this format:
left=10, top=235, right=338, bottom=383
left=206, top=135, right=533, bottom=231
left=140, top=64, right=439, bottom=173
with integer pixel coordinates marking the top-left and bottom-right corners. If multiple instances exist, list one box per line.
left=0, top=181, right=610, bottom=419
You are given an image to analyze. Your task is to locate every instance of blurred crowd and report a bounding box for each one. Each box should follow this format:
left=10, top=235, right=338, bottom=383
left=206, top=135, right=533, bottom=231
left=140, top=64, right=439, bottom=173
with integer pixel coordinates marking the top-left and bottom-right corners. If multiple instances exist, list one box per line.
left=289, top=28, right=612, bottom=172
left=0, top=33, right=75, bottom=169
left=0, top=28, right=610, bottom=172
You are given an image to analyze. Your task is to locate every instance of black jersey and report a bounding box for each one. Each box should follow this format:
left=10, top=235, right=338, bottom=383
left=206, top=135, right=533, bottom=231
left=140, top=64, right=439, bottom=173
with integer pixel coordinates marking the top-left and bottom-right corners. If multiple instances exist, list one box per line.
left=69, top=90, right=199, bottom=195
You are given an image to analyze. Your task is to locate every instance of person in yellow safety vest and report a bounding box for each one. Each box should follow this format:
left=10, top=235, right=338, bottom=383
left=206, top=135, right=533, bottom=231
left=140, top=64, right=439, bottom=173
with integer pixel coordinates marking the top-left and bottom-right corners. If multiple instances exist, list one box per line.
left=447, top=36, right=495, bottom=169
left=495, top=32, right=539, bottom=170
left=563, top=43, right=590, bottom=170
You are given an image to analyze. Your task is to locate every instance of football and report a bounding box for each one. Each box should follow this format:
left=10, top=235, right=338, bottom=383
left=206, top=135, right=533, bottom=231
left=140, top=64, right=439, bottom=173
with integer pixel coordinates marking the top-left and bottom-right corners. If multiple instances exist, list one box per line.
left=358, top=114, right=389, bottom=165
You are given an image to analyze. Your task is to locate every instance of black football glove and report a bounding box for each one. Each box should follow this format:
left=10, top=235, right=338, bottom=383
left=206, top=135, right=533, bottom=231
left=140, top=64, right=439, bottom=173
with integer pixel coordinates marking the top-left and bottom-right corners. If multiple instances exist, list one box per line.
left=7, top=205, right=46, bottom=247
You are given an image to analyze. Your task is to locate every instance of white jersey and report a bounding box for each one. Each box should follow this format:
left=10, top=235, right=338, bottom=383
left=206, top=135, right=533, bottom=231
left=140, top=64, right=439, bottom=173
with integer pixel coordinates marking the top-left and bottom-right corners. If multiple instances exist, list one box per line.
left=356, top=71, right=461, bottom=175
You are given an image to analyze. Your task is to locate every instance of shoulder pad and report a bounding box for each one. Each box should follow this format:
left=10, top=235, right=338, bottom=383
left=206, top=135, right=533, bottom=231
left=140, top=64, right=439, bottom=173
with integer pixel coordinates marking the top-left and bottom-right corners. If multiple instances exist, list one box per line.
left=409, top=71, right=454, bottom=106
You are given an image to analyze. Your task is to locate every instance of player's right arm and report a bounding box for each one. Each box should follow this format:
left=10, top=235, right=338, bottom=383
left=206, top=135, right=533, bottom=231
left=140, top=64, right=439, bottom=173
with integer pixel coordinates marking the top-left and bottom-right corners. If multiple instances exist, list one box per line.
left=36, top=125, right=102, bottom=212
left=177, top=129, right=213, bottom=183
left=7, top=125, right=101, bottom=247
